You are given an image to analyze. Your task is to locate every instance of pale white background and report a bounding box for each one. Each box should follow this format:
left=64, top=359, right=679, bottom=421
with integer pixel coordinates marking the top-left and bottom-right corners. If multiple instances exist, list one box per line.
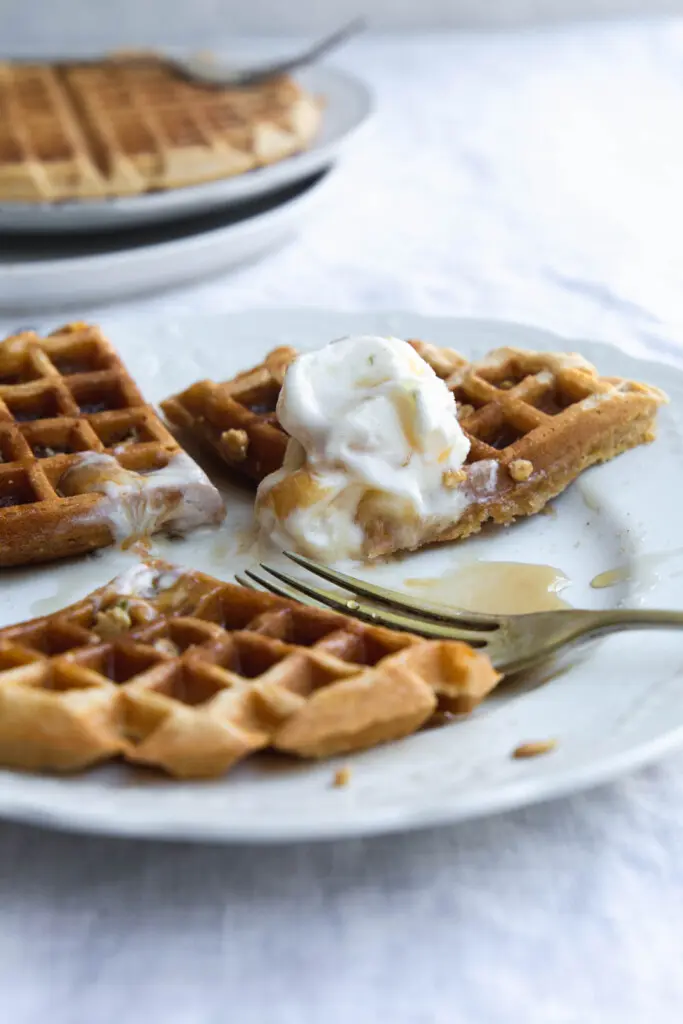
left=2, top=16, right=683, bottom=1024
left=2, top=0, right=683, bottom=47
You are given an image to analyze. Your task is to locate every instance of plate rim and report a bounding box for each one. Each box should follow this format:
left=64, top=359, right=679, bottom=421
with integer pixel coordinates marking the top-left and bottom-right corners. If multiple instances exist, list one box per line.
left=0, top=309, right=680, bottom=844
left=3, top=718, right=683, bottom=844
left=2, top=170, right=332, bottom=277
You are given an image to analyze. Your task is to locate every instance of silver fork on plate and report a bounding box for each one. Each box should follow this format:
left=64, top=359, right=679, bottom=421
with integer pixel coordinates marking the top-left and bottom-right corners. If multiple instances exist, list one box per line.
left=237, top=552, right=683, bottom=674
left=15, top=19, right=366, bottom=89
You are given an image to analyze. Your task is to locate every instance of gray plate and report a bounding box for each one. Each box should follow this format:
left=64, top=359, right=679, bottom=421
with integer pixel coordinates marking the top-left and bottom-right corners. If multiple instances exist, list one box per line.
left=0, top=170, right=332, bottom=311
left=0, top=65, right=371, bottom=233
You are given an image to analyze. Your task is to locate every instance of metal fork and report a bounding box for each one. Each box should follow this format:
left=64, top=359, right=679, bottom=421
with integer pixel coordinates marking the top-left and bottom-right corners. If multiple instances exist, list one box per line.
left=171, top=19, right=366, bottom=88
left=237, top=552, right=683, bottom=674
left=15, top=19, right=366, bottom=89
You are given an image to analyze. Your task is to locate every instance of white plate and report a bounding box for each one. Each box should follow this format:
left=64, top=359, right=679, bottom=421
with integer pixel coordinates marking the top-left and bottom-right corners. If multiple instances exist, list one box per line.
left=0, top=309, right=682, bottom=844
left=0, top=171, right=332, bottom=312
left=0, top=66, right=372, bottom=233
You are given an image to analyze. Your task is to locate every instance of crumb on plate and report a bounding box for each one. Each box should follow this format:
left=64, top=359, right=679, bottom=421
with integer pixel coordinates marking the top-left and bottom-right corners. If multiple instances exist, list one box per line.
left=332, top=766, right=352, bottom=788
left=512, top=739, right=557, bottom=759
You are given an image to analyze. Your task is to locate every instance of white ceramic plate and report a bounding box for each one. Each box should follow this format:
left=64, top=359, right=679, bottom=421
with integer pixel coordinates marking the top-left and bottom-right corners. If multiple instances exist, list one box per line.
left=0, top=65, right=372, bottom=233
left=0, top=310, right=681, bottom=844
left=0, top=171, right=332, bottom=312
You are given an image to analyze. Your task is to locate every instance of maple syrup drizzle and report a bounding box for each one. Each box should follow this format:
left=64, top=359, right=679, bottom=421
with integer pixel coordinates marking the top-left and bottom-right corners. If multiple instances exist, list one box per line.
left=404, top=561, right=571, bottom=615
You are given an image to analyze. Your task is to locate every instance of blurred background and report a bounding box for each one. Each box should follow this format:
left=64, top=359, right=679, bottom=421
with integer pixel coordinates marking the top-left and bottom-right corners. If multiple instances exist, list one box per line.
left=3, top=0, right=683, bottom=48
left=2, top=0, right=683, bottom=350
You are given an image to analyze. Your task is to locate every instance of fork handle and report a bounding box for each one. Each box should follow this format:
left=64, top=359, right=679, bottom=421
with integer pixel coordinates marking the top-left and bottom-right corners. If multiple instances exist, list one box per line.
left=583, top=609, right=683, bottom=638
left=275, top=16, right=367, bottom=73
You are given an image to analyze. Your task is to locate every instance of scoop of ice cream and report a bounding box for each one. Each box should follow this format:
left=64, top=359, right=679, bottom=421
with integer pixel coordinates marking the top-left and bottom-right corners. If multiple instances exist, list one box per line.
left=256, top=335, right=472, bottom=560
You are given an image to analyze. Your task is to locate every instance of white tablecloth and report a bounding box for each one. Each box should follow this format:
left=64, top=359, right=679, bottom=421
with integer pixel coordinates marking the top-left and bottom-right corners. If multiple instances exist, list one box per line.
left=3, top=21, right=683, bottom=1023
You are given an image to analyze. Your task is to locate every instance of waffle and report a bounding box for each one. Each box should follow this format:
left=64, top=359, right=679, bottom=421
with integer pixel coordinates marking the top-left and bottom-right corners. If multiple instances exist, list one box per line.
left=0, top=559, right=501, bottom=777
left=0, top=58, right=322, bottom=201
left=161, top=344, right=294, bottom=484
left=0, top=323, right=224, bottom=567
left=162, top=340, right=666, bottom=556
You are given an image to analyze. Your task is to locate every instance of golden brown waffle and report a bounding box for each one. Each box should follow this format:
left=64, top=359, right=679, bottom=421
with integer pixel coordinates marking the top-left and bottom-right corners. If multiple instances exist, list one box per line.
left=0, top=322, right=224, bottom=566
left=0, top=559, right=501, bottom=777
left=162, top=340, right=666, bottom=556
left=398, top=340, right=667, bottom=551
left=161, top=345, right=294, bottom=483
left=0, top=58, right=322, bottom=201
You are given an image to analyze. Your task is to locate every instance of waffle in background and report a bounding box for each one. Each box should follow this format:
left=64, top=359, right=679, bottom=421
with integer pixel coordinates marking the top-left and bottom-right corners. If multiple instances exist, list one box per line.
left=0, top=559, right=501, bottom=778
left=162, top=341, right=666, bottom=554
left=0, top=58, right=322, bottom=201
left=0, top=323, right=224, bottom=566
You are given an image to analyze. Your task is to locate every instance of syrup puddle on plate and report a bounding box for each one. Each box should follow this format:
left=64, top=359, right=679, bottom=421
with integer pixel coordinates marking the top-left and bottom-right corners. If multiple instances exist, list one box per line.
left=590, top=548, right=683, bottom=592
left=591, top=566, right=630, bottom=589
left=403, top=561, right=571, bottom=615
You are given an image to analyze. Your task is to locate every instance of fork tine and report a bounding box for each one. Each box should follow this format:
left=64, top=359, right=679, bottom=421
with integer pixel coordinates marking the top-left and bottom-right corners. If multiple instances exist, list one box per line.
left=242, top=568, right=312, bottom=604
left=283, top=551, right=500, bottom=630
left=235, top=573, right=259, bottom=592
left=259, top=564, right=490, bottom=646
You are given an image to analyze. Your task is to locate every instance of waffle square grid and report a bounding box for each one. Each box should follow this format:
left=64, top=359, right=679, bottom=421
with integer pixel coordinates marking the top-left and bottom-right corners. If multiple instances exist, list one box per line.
left=161, top=339, right=666, bottom=554
left=0, top=560, right=500, bottom=778
left=0, top=322, right=223, bottom=566
left=0, top=59, right=321, bottom=201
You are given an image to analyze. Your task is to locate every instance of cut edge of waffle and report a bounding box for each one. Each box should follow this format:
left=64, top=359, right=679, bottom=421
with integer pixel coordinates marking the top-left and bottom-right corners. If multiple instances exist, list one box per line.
left=161, top=344, right=294, bottom=484
left=0, top=322, right=224, bottom=566
left=161, top=339, right=667, bottom=557
left=0, top=58, right=323, bottom=202
left=0, top=558, right=501, bottom=778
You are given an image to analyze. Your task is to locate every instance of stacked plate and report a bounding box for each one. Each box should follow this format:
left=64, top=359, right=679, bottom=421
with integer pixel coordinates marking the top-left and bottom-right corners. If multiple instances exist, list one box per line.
left=0, top=65, right=372, bottom=311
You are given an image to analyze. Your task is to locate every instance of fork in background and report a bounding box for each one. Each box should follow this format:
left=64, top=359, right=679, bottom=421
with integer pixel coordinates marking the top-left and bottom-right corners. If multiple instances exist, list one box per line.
left=237, top=552, right=683, bottom=674
left=11, top=19, right=367, bottom=89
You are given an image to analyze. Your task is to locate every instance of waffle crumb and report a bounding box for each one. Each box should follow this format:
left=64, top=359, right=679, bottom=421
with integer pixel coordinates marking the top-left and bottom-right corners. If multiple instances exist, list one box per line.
left=509, top=459, right=534, bottom=482
left=153, top=638, right=180, bottom=657
left=94, top=601, right=132, bottom=639
left=332, top=766, right=352, bottom=788
left=512, top=739, right=557, bottom=759
left=221, top=428, right=249, bottom=462
left=443, top=468, right=467, bottom=488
